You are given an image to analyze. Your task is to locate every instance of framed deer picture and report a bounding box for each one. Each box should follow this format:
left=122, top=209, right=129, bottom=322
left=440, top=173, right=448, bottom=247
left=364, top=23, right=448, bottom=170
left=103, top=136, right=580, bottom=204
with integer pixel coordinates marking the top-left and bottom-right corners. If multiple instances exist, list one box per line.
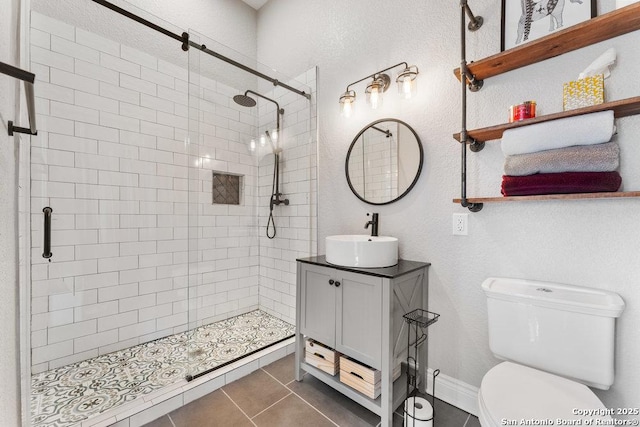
left=501, top=0, right=596, bottom=51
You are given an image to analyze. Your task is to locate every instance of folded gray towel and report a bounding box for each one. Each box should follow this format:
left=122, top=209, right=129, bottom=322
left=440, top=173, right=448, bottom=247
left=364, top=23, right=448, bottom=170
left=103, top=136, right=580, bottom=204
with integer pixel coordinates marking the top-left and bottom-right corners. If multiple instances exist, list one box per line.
left=504, top=141, right=619, bottom=176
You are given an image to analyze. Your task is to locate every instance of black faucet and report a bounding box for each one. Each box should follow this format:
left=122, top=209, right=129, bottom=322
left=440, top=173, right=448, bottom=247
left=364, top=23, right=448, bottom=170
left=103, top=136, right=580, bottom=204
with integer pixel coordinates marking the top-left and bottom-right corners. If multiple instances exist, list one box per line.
left=364, top=213, right=379, bottom=237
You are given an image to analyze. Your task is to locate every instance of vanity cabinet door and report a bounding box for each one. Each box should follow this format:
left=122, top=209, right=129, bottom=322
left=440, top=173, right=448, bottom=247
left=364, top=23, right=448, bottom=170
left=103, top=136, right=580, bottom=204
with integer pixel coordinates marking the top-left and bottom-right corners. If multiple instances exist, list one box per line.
left=335, top=270, right=383, bottom=370
left=299, top=264, right=336, bottom=347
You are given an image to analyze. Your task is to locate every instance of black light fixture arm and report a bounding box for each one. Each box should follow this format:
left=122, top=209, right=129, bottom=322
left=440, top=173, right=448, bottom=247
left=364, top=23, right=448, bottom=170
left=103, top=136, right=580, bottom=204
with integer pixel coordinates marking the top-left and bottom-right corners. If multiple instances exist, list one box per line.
left=344, top=61, right=409, bottom=93
left=91, top=0, right=311, bottom=100
left=1, top=61, right=38, bottom=136
left=459, top=0, right=484, bottom=212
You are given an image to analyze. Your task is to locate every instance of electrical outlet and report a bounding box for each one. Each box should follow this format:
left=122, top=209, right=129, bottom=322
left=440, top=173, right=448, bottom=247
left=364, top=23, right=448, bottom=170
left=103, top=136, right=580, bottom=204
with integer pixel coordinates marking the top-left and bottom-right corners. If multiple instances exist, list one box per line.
left=452, top=213, right=468, bottom=235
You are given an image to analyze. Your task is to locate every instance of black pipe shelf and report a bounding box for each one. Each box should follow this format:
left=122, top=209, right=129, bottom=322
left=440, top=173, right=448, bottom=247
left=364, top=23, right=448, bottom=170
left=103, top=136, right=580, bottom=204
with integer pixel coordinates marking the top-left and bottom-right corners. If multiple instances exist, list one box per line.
left=454, top=3, right=640, bottom=211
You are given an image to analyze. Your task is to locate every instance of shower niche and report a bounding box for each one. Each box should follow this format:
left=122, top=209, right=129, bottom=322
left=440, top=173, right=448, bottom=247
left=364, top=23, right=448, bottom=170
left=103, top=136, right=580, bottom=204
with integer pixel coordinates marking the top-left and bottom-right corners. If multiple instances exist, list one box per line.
left=212, top=172, right=243, bottom=205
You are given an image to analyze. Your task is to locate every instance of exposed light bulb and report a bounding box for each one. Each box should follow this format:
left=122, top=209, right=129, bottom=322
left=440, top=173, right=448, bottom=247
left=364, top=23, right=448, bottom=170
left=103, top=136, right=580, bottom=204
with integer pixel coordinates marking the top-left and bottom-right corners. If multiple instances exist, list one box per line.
left=339, top=90, right=356, bottom=119
left=397, top=66, right=419, bottom=99
left=342, top=98, right=353, bottom=118
left=370, top=86, right=380, bottom=109
left=249, top=139, right=256, bottom=152
left=259, top=135, right=266, bottom=147
left=271, top=129, right=279, bottom=142
left=402, top=78, right=412, bottom=99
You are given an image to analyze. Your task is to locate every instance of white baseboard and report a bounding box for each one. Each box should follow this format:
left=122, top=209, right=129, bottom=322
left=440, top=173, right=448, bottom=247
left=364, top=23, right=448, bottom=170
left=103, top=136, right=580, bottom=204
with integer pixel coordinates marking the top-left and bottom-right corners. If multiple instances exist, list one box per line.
left=425, top=368, right=479, bottom=417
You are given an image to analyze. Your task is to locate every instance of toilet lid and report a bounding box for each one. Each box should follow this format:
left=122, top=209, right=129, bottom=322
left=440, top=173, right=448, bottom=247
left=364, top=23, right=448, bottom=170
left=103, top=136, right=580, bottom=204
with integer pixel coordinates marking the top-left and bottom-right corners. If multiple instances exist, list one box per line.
left=479, top=362, right=610, bottom=424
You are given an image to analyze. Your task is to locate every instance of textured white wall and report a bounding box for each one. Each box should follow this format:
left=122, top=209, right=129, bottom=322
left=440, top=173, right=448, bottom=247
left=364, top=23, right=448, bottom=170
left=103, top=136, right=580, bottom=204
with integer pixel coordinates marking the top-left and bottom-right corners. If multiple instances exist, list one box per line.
left=257, top=0, right=640, bottom=409
left=0, top=0, right=22, bottom=423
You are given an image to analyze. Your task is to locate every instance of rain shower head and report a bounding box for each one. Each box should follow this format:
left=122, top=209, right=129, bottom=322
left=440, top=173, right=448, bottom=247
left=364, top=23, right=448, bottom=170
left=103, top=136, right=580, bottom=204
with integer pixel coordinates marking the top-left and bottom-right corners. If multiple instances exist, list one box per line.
left=234, top=90, right=284, bottom=154
left=233, top=94, right=257, bottom=108
left=232, top=90, right=284, bottom=115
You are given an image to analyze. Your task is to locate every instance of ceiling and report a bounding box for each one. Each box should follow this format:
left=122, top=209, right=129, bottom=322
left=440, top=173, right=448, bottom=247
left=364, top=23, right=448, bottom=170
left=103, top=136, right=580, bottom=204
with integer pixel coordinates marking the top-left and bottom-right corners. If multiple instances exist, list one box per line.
left=241, top=0, right=269, bottom=10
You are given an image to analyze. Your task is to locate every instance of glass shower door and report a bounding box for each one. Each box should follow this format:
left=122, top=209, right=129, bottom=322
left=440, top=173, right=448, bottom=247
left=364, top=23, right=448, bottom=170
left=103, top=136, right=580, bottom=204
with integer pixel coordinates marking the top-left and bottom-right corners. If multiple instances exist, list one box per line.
left=185, top=28, right=316, bottom=380
left=185, top=29, right=261, bottom=379
left=28, top=7, right=193, bottom=423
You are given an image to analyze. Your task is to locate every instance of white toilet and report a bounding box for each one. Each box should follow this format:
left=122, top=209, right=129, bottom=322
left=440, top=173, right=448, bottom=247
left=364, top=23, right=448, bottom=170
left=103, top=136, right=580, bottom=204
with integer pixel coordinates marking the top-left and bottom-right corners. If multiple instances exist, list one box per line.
left=478, top=277, right=625, bottom=426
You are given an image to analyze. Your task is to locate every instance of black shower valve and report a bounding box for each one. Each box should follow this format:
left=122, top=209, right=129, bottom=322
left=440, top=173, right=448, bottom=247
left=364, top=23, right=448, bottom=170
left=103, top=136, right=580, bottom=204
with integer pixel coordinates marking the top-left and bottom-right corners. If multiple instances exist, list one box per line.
left=271, top=193, right=289, bottom=207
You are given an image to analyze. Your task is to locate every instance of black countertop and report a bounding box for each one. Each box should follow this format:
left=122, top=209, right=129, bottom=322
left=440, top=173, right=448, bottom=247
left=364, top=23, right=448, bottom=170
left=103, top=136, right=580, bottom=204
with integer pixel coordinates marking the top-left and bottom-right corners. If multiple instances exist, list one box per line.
left=296, top=256, right=430, bottom=279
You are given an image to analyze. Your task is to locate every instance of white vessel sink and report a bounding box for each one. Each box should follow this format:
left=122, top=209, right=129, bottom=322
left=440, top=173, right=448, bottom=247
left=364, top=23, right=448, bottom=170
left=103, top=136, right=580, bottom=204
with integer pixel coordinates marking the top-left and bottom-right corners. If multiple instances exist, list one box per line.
left=325, top=235, right=398, bottom=268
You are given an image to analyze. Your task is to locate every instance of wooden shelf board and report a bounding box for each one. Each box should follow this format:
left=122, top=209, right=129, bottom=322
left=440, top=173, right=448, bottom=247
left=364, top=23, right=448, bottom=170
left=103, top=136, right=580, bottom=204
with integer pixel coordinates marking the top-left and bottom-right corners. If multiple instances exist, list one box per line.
left=453, top=191, right=640, bottom=204
left=453, top=96, right=640, bottom=142
left=454, top=3, right=640, bottom=82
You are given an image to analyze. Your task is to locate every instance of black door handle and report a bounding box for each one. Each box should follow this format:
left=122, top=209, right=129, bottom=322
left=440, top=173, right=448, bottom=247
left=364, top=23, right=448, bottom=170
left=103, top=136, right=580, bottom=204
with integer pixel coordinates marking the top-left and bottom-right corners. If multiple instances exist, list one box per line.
left=334, top=281, right=341, bottom=287
left=329, top=279, right=334, bottom=285
left=42, top=207, right=52, bottom=259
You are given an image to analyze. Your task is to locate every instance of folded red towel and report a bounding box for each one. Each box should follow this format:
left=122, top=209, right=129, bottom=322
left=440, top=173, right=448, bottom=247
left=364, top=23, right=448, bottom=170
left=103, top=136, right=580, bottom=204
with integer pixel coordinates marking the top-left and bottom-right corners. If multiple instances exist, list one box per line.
left=501, top=171, right=622, bottom=196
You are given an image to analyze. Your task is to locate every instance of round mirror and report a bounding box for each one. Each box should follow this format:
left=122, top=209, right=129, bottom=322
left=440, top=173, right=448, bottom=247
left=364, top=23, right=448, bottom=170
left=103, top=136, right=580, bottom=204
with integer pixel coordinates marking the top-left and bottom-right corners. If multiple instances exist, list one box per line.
left=346, top=119, right=423, bottom=205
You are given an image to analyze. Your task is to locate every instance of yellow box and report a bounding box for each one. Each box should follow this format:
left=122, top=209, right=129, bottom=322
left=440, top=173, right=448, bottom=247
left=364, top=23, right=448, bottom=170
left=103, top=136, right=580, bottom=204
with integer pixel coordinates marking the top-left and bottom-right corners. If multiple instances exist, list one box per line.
left=563, top=74, right=604, bottom=111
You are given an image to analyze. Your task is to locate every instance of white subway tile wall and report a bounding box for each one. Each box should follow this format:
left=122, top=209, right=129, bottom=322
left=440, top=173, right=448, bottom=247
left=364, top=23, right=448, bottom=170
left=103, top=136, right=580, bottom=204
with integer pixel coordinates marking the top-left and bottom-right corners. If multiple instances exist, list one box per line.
left=30, top=12, right=316, bottom=372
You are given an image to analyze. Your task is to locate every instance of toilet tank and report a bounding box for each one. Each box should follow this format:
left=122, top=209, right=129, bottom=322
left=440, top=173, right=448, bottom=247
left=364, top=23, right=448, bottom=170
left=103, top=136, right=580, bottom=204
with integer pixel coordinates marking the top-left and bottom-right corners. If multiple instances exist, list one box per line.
left=482, top=277, right=625, bottom=390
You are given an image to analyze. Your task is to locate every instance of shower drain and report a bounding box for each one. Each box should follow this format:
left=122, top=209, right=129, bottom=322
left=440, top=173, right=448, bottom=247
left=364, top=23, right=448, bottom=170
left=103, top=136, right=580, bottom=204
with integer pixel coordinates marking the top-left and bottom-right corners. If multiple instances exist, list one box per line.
left=189, top=348, right=205, bottom=357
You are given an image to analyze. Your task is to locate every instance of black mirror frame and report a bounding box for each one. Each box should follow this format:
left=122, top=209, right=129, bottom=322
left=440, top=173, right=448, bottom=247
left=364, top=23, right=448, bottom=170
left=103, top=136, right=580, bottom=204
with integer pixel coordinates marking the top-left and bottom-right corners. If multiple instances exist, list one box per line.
left=345, top=118, right=424, bottom=205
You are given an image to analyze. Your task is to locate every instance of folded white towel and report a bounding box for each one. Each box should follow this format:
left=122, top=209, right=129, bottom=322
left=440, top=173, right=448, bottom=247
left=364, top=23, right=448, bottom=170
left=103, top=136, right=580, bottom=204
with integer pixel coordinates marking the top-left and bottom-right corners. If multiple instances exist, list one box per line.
left=501, top=110, right=615, bottom=156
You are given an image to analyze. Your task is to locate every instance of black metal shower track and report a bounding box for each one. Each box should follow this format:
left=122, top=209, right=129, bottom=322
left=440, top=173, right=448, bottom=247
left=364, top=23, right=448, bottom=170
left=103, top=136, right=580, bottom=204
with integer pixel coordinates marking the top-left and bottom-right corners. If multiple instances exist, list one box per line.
left=91, top=0, right=311, bottom=99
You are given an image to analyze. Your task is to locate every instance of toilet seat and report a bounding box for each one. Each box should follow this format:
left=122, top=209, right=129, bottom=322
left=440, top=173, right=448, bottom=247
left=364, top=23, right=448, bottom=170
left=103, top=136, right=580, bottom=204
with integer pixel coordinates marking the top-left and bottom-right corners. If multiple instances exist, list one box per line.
left=478, top=362, right=611, bottom=426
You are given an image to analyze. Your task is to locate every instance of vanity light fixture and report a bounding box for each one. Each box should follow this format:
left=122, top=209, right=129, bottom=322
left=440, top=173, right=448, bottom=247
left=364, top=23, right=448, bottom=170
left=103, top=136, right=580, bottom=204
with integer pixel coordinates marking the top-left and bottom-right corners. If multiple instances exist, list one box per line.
left=396, top=65, right=419, bottom=99
left=365, top=74, right=389, bottom=109
left=339, top=62, right=419, bottom=117
left=339, top=90, right=356, bottom=118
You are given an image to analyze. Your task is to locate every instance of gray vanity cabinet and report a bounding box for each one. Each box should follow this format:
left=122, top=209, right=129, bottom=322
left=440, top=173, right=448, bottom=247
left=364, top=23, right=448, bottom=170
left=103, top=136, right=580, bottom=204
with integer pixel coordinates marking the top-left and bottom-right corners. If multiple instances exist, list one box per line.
left=299, top=265, right=336, bottom=347
left=299, top=263, right=382, bottom=368
left=295, top=256, right=430, bottom=427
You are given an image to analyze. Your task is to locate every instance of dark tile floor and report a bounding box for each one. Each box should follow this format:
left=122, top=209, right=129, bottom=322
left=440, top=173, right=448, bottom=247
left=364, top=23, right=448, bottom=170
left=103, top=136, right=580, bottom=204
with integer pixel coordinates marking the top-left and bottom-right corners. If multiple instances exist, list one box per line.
left=145, top=354, right=480, bottom=427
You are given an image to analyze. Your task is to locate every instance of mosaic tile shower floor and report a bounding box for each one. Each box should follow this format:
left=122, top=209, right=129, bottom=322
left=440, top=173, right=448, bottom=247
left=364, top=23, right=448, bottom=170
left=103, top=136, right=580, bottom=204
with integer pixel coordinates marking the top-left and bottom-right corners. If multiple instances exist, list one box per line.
left=31, top=310, right=295, bottom=427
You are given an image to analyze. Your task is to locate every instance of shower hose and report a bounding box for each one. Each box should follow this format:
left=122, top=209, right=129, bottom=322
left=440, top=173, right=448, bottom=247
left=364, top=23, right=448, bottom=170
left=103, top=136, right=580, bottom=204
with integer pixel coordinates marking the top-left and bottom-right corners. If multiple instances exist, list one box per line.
left=266, top=152, right=278, bottom=239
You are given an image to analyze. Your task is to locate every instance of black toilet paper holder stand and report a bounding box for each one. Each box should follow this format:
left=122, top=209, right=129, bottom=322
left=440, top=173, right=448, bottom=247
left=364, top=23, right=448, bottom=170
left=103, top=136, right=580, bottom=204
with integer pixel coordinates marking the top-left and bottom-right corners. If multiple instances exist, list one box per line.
left=402, top=309, right=441, bottom=426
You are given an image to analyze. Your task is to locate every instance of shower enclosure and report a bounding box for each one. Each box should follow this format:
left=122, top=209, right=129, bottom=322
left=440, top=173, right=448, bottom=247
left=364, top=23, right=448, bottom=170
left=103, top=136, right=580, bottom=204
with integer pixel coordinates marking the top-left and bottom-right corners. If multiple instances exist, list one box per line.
left=25, top=2, right=316, bottom=425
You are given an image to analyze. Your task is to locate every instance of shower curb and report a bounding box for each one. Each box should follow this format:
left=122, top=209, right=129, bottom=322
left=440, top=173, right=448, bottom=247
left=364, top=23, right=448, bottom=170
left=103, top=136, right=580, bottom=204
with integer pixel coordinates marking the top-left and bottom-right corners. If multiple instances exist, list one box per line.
left=79, top=337, right=296, bottom=427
